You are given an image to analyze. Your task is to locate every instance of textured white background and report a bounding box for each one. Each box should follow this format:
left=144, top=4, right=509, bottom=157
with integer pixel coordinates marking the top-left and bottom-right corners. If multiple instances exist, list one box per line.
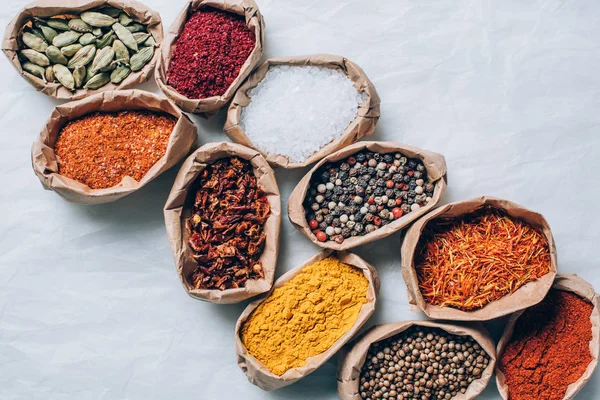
left=1, top=0, right=599, bottom=399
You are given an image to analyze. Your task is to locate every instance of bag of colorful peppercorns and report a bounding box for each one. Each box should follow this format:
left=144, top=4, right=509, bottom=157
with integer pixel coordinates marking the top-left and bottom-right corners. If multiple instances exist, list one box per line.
left=337, top=320, right=496, bottom=400
left=164, top=142, right=281, bottom=304
left=225, top=55, right=381, bottom=168
left=401, top=196, right=558, bottom=321
left=31, top=89, right=197, bottom=204
left=155, top=0, right=264, bottom=117
left=496, top=274, right=600, bottom=400
left=3, top=0, right=163, bottom=100
left=287, top=141, right=447, bottom=250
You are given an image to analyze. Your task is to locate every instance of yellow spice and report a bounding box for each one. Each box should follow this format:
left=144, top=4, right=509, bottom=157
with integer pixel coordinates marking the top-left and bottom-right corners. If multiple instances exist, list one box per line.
left=241, top=256, right=369, bottom=376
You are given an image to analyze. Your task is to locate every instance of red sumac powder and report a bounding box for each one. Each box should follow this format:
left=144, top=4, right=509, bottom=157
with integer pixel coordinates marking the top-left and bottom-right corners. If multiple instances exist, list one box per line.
left=55, top=111, right=176, bottom=189
left=167, top=8, right=256, bottom=99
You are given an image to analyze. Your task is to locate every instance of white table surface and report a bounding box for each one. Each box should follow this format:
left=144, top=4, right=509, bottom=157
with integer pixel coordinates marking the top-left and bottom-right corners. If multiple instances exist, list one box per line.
left=1, top=0, right=599, bottom=399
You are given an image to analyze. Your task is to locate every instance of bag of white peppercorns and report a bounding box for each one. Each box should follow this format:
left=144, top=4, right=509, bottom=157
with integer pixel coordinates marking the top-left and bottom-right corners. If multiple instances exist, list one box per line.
left=337, top=320, right=496, bottom=400
left=288, top=141, right=447, bottom=250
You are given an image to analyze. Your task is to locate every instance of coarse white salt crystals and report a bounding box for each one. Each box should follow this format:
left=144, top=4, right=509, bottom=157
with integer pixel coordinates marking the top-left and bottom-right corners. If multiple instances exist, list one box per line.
left=239, top=65, right=365, bottom=163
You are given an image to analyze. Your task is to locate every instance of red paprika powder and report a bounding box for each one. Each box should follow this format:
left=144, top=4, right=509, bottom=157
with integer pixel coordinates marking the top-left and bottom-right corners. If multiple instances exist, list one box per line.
left=499, top=289, right=593, bottom=400
left=167, top=8, right=255, bottom=99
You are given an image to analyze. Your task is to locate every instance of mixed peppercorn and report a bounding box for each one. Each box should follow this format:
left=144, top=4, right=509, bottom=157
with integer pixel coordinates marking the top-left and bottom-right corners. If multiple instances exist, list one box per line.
left=187, top=157, right=270, bottom=291
left=303, top=151, right=434, bottom=243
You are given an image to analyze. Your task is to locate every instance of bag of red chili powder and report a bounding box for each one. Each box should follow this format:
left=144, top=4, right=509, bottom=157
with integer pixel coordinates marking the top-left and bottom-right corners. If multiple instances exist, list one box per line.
left=31, top=89, right=197, bottom=204
left=224, top=54, right=381, bottom=169
left=155, top=0, right=264, bottom=117
left=287, top=141, right=447, bottom=251
left=164, top=142, right=281, bottom=304
left=337, top=320, right=496, bottom=400
left=3, top=0, right=163, bottom=100
left=401, top=196, right=558, bottom=321
left=496, top=274, right=600, bottom=400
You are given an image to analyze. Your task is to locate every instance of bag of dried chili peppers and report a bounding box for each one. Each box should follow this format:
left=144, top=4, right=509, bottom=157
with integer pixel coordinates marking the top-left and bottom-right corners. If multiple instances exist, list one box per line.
left=3, top=0, right=163, bottom=100
left=31, top=89, right=197, bottom=204
left=224, top=54, right=381, bottom=169
left=287, top=141, right=448, bottom=250
left=234, top=249, right=379, bottom=391
left=164, top=142, right=281, bottom=304
left=337, top=320, right=496, bottom=400
left=401, top=196, right=558, bottom=321
left=155, top=0, right=264, bottom=117
left=496, top=274, right=600, bottom=400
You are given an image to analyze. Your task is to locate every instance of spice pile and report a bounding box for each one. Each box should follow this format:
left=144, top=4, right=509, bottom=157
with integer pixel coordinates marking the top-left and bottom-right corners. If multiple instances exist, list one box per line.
left=415, top=207, right=551, bottom=311
left=499, top=289, right=593, bottom=400
left=55, top=111, right=176, bottom=189
left=240, top=65, right=365, bottom=163
left=303, top=151, right=434, bottom=244
left=241, top=257, right=368, bottom=375
left=18, top=7, right=156, bottom=90
left=359, top=326, right=489, bottom=400
left=167, top=9, right=255, bottom=99
left=188, top=157, right=270, bottom=291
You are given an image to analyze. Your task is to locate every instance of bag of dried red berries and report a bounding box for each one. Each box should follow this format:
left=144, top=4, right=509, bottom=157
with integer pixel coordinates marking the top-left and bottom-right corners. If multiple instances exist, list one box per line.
left=164, top=142, right=281, bottom=304
left=31, top=89, right=197, bottom=204
left=288, top=141, right=447, bottom=250
left=155, top=0, right=264, bottom=117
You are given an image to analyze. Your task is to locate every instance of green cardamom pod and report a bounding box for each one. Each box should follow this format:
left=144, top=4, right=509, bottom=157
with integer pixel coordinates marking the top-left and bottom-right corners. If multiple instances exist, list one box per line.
left=124, top=23, right=145, bottom=33
left=132, top=32, right=150, bottom=45
left=73, top=66, right=86, bottom=88
left=112, top=40, right=130, bottom=64
left=78, top=33, right=96, bottom=46
left=19, top=49, right=50, bottom=67
left=30, top=28, right=46, bottom=41
left=61, top=44, right=82, bottom=57
left=112, top=23, right=138, bottom=52
left=92, top=28, right=103, bottom=37
left=38, top=25, right=58, bottom=43
left=46, top=19, right=70, bottom=31
left=22, top=61, right=46, bottom=79
left=98, top=7, right=122, bottom=18
left=68, top=18, right=93, bottom=33
left=110, top=64, right=131, bottom=84
left=96, top=32, right=115, bottom=49
left=130, top=47, right=154, bottom=72
left=91, top=47, right=115, bottom=75
left=52, top=31, right=82, bottom=48
left=22, top=32, right=48, bottom=52
left=53, top=64, right=75, bottom=90
left=118, top=13, right=133, bottom=27
left=143, top=35, right=156, bottom=48
left=100, top=60, right=118, bottom=73
left=45, top=46, right=69, bottom=65
left=67, top=44, right=96, bottom=68
left=45, top=65, right=55, bottom=82
left=80, top=11, right=117, bottom=28
left=84, top=72, right=110, bottom=89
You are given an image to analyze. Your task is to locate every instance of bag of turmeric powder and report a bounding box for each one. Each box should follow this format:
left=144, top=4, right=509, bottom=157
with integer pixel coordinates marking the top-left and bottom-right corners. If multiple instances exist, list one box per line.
left=234, top=250, right=379, bottom=391
left=495, top=274, right=600, bottom=400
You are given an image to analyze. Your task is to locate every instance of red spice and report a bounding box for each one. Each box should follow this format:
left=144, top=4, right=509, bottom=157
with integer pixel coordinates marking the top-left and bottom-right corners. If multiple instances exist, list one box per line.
left=499, top=290, right=593, bottom=400
left=54, top=111, right=176, bottom=189
left=167, top=8, right=255, bottom=99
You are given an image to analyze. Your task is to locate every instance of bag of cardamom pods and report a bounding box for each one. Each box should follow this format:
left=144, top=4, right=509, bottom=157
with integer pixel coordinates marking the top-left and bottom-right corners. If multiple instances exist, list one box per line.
left=337, top=320, right=496, bottom=400
left=31, top=89, right=197, bottom=204
left=401, top=196, right=558, bottom=321
left=287, top=141, right=447, bottom=250
left=496, top=274, right=600, bottom=400
left=155, top=0, right=265, bottom=117
left=164, top=142, right=281, bottom=304
left=2, top=0, right=163, bottom=100
left=234, top=249, right=379, bottom=390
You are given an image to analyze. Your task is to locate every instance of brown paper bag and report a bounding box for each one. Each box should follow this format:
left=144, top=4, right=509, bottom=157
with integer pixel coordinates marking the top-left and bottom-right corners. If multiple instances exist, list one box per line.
left=163, top=142, right=281, bottom=304
left=288, top=141, right=447, bottom=250
left=401, top=196, right=558, bottom=321
left=3, top=0, right=163, bottom=100
left=234, top=250, right=380, bottom=391
left=224, top=54, right=381, bottom=168
left=154, top=0, right=264, bottom=117
left=337, top=320, right=496, bottom=400
left=31, top=89, right=197, bottom=204
left=496, top=274, right=600, bottom=400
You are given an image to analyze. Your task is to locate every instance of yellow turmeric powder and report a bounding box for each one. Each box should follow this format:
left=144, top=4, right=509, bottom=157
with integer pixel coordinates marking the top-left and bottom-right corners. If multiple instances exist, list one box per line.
left=241, top=256, right=369, bottom=376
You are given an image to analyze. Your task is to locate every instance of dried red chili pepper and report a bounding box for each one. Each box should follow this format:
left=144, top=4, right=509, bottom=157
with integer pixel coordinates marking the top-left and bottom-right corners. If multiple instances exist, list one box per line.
left=188, top=157, right=270, bottom=291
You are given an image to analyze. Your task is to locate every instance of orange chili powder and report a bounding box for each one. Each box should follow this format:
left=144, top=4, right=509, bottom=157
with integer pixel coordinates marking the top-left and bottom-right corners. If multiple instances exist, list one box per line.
left=499, top=289, right=593, bottom=400
left=54, top=111, right=176, bottom=189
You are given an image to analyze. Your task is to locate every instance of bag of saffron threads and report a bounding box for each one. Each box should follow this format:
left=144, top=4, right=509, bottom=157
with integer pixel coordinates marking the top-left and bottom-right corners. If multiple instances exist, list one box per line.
left=155, top=0, right=264, bottom=117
